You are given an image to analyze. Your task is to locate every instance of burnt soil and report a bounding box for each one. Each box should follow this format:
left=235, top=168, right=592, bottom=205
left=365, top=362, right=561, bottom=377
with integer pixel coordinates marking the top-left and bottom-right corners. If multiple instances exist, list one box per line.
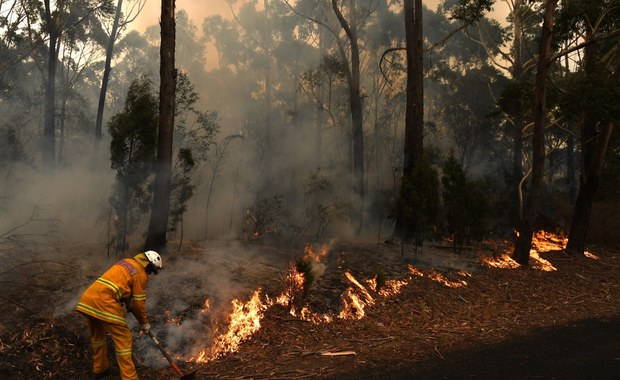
left=1, top=237, right=619, bottom=380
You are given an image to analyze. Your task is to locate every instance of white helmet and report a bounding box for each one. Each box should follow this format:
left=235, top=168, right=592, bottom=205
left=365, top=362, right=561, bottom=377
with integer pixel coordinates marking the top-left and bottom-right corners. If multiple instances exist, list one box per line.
left=144, top=250, right=163, bottom=270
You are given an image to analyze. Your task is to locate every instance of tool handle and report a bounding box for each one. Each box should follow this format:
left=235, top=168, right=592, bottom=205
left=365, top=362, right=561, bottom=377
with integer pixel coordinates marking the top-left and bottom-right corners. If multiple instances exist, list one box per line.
left=147, top=331, right=185, bottom=377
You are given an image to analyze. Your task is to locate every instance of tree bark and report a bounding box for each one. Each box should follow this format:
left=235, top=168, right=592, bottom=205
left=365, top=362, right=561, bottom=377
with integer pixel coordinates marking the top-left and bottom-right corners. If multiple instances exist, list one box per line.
left=394, top=0, right=423, bottom=239
left=513, top=0, right=558, bottom=265
left=42, top=0, right=60, bottom=171
left=95, top=0, right=124, bottom=148
left=144, top=0, right=176, bottom=252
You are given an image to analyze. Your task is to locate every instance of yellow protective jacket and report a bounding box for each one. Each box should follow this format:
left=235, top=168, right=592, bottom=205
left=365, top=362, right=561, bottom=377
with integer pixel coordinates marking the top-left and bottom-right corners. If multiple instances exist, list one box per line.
left=76, top=253, right=149, bottom=326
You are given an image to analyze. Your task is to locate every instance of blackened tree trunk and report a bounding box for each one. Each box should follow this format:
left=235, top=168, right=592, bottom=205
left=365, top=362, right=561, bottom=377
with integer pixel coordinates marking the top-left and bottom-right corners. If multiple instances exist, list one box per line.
left=394, top=0, right=423, bottom=240
left=145, top=0, right=176, bottom=252
left=513, top=0, right=558, bottom=265
left=95, top=0, right=123, bottom=148
left=566, top=37, right=617, bottom=255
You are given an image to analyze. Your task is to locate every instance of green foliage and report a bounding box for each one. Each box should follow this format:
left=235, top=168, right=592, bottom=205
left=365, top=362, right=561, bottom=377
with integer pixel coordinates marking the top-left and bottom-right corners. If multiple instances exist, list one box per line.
left=295, top=257, right=315, bottom=296
left=168, top=148, right=196, bottom=233
left=243, top=195, right=288, bottom=240
left=392, top=155, right=440, bottom=243
left=441, top=152, right=489, bottom=253
left=443, top=0, right=494, bottom=23
left=300, top=169, right=352, bottom=239
left=108, top=76, right=158, bottom=254
left=0, top=126, right=30, bottom=166
left=497, top=79, right=533, bottom=118
left=374, top=267, right=387, bottom=291
left=170, top=72, right=219, bottom=236
left=558, top=71, right=620, bottom=125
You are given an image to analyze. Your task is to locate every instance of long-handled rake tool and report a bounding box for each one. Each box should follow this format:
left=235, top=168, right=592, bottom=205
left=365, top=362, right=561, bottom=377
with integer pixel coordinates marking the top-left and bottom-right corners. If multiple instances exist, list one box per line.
left=146, top=331, right=196, bottom=379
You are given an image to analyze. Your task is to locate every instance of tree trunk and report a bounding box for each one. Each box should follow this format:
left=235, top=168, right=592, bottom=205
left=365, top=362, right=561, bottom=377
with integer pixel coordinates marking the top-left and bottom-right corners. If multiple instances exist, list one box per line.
left=95, top=0, right=124, bottom=148
left=332, top=0, right=364, bottom=235
left=394, top=0, right=423, bottom=239
left=513, top=0, right=558, bottom=265
left=144, top=0, right=176, bottom=253
left=566, top=36, right=618, bottom=254
left=42, top=0, right=59, bottom=171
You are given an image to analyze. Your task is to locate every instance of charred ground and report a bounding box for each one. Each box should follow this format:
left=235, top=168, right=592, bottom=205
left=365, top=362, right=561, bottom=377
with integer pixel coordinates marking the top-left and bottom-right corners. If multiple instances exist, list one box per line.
left=1, top=237, right=619, bottom=379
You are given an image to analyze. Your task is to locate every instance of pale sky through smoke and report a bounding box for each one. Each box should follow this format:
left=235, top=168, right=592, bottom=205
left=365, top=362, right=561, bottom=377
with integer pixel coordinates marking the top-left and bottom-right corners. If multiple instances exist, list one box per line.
left=134, top=1, right=511, bottom=69
left=136, top=1, right=510, bottom=31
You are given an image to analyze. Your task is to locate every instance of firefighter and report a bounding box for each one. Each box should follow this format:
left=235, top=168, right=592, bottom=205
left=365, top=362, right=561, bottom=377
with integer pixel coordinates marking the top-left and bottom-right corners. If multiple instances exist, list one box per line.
left=76, top=250, right=163, bottom=379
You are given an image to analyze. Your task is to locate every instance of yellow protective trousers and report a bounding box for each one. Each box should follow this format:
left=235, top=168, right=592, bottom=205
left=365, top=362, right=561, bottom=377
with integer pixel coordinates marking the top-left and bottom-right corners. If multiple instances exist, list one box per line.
left=85, top=315, right=138, bottom=380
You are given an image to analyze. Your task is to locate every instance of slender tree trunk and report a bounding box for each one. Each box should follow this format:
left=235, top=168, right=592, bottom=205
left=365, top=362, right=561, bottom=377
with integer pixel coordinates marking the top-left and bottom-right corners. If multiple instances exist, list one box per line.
left=332, top=0, right=364, bottom=235
left=566, top=38, right=618, bottom=254
left=95, top=0, right=124, bottom=148
left=513, top=0, right=558, bottom=265
left=42, top=0, right=59, bottom=171
left=144, top=0, right=176, bottom=252
left=394, top=0, right=423, bottom=240
left=511, top=0, right=525, bottom=220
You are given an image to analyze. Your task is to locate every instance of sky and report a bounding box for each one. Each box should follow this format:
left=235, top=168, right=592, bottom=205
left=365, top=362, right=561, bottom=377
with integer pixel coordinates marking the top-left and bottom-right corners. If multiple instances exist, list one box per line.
left=134, top=0, right=511, bottom=34
left=135, top=0, right=236, bottom=33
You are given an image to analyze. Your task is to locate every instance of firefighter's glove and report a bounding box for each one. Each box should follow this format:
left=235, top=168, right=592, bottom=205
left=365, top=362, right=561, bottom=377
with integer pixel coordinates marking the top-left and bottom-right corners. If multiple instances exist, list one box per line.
left=140, top=323, right=151, bottom=335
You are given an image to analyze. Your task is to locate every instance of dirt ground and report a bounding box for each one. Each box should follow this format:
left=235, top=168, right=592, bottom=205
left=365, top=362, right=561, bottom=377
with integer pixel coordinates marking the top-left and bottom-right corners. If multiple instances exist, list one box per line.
left=1, top=235, right=619, bottom=379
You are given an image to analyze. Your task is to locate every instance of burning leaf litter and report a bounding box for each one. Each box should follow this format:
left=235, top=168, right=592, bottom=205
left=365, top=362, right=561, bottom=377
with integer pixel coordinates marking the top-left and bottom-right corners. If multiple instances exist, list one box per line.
left=186, top=231, right=580, bottom=363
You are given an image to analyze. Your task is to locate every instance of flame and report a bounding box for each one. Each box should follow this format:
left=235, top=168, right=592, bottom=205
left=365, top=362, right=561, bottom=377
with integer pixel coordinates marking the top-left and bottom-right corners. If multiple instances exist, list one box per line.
left=163, top=310, right=182, bottom=325
left=339, top=289, right=368, bottom=319
left=426, top=269, right=468, bottom=288
left=344, top=272, right=375, bottom=305
left=531, top=230, right=566, bottom=252
left=584, top=251, right=599, bottom=260
left=481, top=253, right=521, bottom=269
left=407, top=265, right=425, bottom=277
left=407, top=265, right=468, bottom=288
left=304, top=243, right=329, bottom=262
left=200, top=299, right=211, bottom=314
left=377, top=279, right=408, bottom=297
left=279, top=262, right=305, bottom=308
left=529, top=250, right=557, bottom=272
left=193, top=289, right=267, bottom=363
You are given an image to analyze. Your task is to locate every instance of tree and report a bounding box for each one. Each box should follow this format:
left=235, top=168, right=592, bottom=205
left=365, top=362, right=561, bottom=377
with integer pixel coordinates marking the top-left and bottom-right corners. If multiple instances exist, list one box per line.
left=393, top=0, right=423, bottom=241
left=144, top=0, right=176, bottom=252
left=95, top=0, right=147, bottom=148
left=441, top=151, right=489, bottom=253
left=560, top=0, right=620, bottom=255
left=108, top=76, right=158, bottom=255
left=513, top=0, right=559, bottom=265
left=285, top=0, right=367, bottom=234
left=35, top=0, right=114, bottom=170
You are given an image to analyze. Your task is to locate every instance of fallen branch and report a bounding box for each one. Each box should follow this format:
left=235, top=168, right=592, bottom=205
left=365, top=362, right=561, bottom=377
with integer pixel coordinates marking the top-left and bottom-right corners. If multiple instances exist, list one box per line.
left=320, top=351, right=357, bottom=356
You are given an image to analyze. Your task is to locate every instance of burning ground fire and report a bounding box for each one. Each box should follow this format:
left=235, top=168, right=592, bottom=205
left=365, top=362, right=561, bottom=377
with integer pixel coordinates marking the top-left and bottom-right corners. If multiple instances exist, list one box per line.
left=482, top=230, right=562, bottom=271
left=185, top=232, right=595, bottom=364
left=188, top=244, right=414, bottom=362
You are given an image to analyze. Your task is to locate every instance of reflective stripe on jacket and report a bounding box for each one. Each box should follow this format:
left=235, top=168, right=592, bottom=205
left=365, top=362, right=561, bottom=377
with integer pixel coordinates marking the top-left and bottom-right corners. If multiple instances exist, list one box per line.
left=76, top=255, right=149, bottom=326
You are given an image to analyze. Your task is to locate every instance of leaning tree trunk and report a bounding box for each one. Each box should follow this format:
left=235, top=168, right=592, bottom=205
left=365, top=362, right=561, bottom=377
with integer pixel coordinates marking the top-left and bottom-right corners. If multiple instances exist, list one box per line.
left=566, top=37, right=618, bottom=255
left=394, top=0, right=423, bottom=240
left=95, top=0, right=124, bottom=148
left=513, top=0, right=558, bottom=265
left=144, top=0, right=176, bottom=253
